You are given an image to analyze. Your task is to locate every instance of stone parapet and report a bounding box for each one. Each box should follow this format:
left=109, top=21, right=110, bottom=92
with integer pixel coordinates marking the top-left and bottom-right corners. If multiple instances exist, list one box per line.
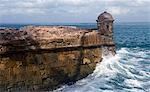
left=0, top=26, right=114, bottom=54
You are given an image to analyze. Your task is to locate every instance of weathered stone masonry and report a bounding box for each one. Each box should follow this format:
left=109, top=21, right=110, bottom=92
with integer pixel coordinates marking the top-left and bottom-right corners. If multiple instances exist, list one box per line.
left=0, top=12, right=115, bottom=91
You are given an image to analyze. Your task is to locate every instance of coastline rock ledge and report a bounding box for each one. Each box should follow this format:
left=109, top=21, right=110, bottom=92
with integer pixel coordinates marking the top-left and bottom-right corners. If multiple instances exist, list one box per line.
left=0, top=12, right=115, bottom=91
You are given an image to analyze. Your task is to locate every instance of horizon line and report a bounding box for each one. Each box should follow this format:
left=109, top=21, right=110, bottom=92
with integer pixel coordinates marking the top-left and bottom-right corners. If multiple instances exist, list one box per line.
left=0, top=22, right=150, bottom=25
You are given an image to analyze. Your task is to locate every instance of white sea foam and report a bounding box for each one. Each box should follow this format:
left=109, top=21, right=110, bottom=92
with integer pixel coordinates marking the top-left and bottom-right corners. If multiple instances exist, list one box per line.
left=54, top=48, right=150, bottom=92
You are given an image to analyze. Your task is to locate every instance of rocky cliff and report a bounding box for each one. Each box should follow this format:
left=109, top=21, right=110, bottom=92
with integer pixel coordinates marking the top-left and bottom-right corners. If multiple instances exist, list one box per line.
left=0, top=12, right=115, bottom=91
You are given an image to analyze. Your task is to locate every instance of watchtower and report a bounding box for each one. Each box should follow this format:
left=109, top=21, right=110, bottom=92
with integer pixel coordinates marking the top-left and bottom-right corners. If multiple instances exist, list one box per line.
left=97, top=11, right=115, bottom=55
left=96, top=11, right=114, bottom=36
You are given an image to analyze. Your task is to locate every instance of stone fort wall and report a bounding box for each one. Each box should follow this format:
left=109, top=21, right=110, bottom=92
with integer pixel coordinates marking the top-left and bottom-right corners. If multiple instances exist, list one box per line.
left=0, top=26, right=115, bottom=91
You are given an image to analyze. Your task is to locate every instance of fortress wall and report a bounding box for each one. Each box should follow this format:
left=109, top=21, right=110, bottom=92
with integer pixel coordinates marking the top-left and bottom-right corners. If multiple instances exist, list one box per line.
left=0, top=26, right=114, bottom=91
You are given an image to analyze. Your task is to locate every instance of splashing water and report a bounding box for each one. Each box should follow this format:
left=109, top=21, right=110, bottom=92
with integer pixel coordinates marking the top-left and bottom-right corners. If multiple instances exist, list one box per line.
left=54, top=48, right=150, bottom=92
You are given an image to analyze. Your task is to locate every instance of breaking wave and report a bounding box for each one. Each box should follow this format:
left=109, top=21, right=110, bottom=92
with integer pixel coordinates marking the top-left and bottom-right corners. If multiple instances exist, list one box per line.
left=54, top=48, right=150, bottom=92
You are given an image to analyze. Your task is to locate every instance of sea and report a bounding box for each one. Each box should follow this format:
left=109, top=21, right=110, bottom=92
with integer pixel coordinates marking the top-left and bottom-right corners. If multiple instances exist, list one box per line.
left=0, top=22, right=150, bottom=92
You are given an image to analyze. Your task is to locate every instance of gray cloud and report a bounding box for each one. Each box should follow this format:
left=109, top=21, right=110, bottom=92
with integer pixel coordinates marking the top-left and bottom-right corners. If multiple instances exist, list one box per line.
left=0, top=0, right=149, bottom=23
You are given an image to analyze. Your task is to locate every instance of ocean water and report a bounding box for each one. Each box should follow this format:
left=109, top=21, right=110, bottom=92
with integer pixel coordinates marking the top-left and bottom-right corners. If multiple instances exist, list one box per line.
left=0, top=22, right=150, bottom=92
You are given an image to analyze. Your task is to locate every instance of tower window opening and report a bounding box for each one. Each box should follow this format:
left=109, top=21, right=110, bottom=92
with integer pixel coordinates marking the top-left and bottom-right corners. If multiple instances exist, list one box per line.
left=106, top=25, right=109, bottom=30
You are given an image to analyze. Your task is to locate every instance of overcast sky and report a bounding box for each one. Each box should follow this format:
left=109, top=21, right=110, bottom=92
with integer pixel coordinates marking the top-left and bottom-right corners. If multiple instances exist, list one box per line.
left=0, top=0, right=150, bottom=24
